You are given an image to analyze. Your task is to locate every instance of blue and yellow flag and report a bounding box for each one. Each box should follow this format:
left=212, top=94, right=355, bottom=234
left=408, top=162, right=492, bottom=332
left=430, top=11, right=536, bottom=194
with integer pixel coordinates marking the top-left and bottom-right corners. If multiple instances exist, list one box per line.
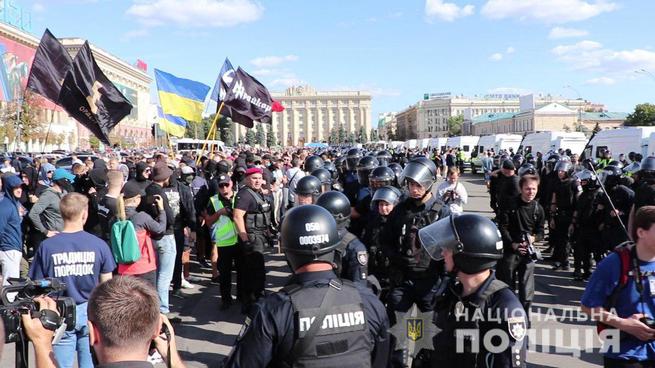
left=154, top=69, right=210, bottom=122
left=157, top=106, right=187, bottom=137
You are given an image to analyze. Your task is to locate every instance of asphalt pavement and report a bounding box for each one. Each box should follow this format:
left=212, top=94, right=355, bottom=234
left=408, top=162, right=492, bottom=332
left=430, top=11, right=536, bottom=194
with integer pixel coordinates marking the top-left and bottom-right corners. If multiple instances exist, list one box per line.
left=0, top=173, right=603, bottom=368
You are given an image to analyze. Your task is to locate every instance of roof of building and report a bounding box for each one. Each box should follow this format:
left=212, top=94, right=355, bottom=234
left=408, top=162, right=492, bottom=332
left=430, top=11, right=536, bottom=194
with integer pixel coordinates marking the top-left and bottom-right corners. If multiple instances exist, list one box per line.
left=471, top=112, right=516, bottom=125
left=581, top=112, right=629, bottom=121
left=534, top=102, right=576, bottom=114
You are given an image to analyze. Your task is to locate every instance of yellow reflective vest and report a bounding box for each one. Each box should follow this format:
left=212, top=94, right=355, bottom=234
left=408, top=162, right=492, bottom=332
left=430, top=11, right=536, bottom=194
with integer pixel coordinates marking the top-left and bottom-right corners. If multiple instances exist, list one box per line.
left=209, top=195, right=238, bottom=247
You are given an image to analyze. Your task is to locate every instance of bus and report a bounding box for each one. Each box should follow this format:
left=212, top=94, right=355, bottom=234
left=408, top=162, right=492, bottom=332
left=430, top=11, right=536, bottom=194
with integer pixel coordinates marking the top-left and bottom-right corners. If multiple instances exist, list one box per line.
left=174, top=138, right=225, bottom=153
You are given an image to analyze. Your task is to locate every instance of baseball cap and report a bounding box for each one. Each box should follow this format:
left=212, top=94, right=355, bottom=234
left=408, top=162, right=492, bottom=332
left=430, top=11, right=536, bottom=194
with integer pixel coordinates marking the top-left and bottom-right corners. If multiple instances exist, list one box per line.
left=53, top=168, right=76, bottom=182
left=122, top=181, right=145, bottom=199
left=217, top=174, right=231, bottom=184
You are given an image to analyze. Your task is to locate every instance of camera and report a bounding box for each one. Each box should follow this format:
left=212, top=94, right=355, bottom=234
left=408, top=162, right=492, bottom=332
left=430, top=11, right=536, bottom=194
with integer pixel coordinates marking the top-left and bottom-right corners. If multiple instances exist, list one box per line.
left=521, top=232, right=543, bottom=262
left=0, top=278, right=76, bottom=343
left=641, top=316, right=655, bottom=329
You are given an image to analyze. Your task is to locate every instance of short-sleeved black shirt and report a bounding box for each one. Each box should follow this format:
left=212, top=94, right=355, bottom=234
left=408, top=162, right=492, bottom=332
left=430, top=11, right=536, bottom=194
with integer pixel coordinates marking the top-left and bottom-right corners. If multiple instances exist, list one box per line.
left=235, top=186, right=259, bottom=213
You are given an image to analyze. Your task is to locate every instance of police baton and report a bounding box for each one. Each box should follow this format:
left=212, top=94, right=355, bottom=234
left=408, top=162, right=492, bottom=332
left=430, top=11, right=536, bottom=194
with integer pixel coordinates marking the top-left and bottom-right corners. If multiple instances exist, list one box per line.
left=587, top=164, right=630, bottom=239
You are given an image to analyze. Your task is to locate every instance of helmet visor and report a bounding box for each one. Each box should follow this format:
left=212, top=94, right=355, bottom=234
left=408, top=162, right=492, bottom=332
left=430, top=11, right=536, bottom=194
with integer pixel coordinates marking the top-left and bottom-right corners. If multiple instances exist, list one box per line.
left=418, top=215, right=460, bottom=261
left=399, top=162, right=434, bottom=189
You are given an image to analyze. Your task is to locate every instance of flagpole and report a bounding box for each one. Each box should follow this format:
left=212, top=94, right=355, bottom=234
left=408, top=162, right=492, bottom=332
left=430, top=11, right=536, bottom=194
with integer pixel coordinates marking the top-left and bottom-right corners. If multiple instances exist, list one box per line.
left=196, top=101, right=224, bottom=165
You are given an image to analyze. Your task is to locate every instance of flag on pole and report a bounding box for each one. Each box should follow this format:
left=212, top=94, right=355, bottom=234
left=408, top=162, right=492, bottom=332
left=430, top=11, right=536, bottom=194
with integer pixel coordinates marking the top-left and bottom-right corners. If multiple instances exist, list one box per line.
left=155, top=69, right=210, bottom=123
left=210, top=57, right=235, bottom=104
left=221, top=67, right=282, bottom=128
left=157, top=106, right=187, bottom=137
left=57, top=41, right=132, bottom=145
left=26, top=29, right=73, bottom=104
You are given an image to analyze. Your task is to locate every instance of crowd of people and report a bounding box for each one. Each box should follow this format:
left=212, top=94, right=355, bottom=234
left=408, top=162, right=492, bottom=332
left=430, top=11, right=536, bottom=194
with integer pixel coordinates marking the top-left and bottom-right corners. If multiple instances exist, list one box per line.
left=0, top=143, right=653, bottom=368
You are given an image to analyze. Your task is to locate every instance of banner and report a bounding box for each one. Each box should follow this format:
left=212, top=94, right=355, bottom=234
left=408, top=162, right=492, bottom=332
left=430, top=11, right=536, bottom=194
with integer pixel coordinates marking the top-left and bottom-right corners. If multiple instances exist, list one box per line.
left=26, top=29, right=72, bottom=105
left=155, top=68, right=209, bottom=123
left=222, top=67, right=283, bottom=128
left=58, top=42, right=132, bottom=145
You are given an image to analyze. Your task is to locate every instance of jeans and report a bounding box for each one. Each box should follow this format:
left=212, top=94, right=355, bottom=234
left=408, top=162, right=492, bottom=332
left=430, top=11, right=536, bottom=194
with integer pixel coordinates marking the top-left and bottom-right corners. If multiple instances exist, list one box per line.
left=155, top=234, right=177, bottom=313
left=53, top=302, right=92, bottom=368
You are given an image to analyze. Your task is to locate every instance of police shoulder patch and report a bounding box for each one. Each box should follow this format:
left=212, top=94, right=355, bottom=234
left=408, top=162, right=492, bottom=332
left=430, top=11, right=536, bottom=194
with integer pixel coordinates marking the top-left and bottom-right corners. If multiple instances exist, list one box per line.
left=507, top=316, right=526, bottom=341
left=357, top=251, right=368, bottom=266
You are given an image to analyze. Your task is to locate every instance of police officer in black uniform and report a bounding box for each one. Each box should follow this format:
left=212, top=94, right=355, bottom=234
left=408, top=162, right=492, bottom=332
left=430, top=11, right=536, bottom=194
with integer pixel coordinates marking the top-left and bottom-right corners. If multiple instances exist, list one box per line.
left=549, top=160, right=580, bottom=271
left=490, top=159, right=521, bottom=218
left=224, top=205, right=391, bottom=368
left=570, top=169, right=603, bottom=280
left=628, top=156, right=655, bottom=233
left=294, top=175, right=322, bottom=206
left=233, top=167, right=273, bottom=311
left=304, top=155, right=324, bottom=174
left=381, top=157, right=444, bottom=326
left=316, top=191, right=369, bottom=287
left=419, top=214, right=528, bottom=368
left=343, top=148, right=363, bottom=204
left=598, top=165, right=634, bottom=253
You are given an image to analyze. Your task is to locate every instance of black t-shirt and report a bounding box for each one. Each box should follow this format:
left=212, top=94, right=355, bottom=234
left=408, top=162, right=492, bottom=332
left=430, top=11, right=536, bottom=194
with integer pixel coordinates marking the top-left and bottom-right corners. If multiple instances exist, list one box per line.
left=235, top=187, right=260, bottom=213
left=98, top=195, right=118, bottom=241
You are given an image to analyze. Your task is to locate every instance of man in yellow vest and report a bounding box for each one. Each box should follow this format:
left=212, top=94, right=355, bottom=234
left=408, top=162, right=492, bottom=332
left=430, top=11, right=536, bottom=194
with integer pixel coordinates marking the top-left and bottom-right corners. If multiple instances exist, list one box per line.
left=204, top=174, right=240, bottom=310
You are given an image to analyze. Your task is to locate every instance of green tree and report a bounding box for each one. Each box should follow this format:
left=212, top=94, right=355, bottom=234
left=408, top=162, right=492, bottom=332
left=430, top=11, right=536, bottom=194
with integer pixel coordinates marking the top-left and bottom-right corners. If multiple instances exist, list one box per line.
left=348, top=132, right=357, bottom=144
left=625, top=103, right=655, bottom=126
left=255, top=123, right=266, bottom=146
left=238, top=134, right=245, bottom=145
left=358, top=126, right=368, bottom=143
left=328, top=126, right=338, bottom=145
left=338, top=123, right=346, bottom=144
left=245, top=129, right=256, bottom=145
left=218, top=117, right=234, bottom=146
left=370, top=128, right=379, bottom=142
left=266, top=124, right=277, bottom=147
left=447, top=114, right=464, bottom=136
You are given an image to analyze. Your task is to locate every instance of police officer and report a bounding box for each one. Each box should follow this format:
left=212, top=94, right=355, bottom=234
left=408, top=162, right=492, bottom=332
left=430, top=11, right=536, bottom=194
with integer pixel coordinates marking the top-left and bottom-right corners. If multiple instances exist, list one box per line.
left=233, top=167, right=273, bottom=311
left=388, top=163, right=404, bottom=189
left=490, top=159, right=521, bottom=218
left=549, top=160, right=580, bottom=271
left=497, top=174, right=544, bottom=314
left=311, top=168, right=333, bottom=193
left=294, top=175, right=322, bottom=206
left=538, top=154, right=560, bottom=248
left=376, top=150, right=392, bottom=166
left=381, top=157, right=444, bottom=327
left=304, top=155, right=324, bottom=174
left=570, top=169, right=603, bottom=280
left=419, top=214, right=528, bottom=368
left=224, top=205, right=391, bottom=368
left=598, top=165, right=634, bottom=253
left=343, top=148, right=363, bottom=204
left=315, top=191, right=369, bottom=287
left=628, top=156, right=655, bottom=233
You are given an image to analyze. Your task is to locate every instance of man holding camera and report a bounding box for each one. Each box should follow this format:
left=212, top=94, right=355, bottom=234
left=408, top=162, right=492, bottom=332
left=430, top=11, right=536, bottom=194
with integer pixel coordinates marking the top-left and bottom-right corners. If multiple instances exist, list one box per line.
left=21, top=277, right=185, bottom=368
left=582, top=206, right=655, bottom=367
left=496, top=175, right=545, bottom=315
left=28, top=193, right=115, bottom=368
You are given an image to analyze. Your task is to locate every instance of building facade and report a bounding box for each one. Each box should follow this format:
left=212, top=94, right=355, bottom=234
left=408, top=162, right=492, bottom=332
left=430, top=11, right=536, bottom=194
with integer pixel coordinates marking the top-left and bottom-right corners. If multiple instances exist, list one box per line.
left=0, top=21, right=152, bottom=152
left=377, top=112, right=395, bottom=141
left=232, top=85, right=372, bottom=146
left=394, top=104, right=418, bottom=141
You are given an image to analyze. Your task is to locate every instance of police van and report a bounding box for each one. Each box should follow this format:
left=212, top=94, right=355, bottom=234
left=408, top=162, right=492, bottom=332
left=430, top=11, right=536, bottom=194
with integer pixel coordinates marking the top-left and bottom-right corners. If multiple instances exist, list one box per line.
left=519, top=131, right=587, bottom=156
left=445, top=136, right=480, bottom=172
left=428, top=137, right=448, bottom=152
left=583, top=127, right=655, bottom=159
left=470, top=134, right=522, bottom=173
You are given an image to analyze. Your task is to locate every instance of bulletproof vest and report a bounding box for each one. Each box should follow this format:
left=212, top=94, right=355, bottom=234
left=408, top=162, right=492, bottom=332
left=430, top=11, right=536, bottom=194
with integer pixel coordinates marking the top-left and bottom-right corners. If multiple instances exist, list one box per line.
left=396, top=198, right=441, bottom=272
left=283, top=279, right=372, bottom=368
left=554, top=178, right=576, bottom=211
left=343, top=171, right=360, bottom=204
left=243, top=187, right=272, bottom=232
left=333, top=232, right=358, bottom=278
left=577, top=189, right=602, bottom=228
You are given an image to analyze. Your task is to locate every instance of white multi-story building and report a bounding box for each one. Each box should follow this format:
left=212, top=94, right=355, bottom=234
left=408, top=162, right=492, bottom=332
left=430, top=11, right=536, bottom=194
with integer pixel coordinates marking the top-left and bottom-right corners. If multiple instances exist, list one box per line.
left=232, top=85, right=372, bottom=146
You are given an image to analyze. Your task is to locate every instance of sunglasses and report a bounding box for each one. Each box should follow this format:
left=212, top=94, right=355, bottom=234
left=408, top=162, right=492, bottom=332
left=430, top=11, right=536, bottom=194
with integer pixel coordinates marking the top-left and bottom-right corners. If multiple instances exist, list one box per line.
left=218, top=183, right=230, bottom=188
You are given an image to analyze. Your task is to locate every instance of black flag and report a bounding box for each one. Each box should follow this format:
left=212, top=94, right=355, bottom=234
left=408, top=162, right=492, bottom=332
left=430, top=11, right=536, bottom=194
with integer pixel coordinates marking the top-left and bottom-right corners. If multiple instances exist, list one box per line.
left=26, top=29, right=73, bottom=103
left=222, top=67, right=277, bottom=128
left=58, top=42, right=132, bottom=145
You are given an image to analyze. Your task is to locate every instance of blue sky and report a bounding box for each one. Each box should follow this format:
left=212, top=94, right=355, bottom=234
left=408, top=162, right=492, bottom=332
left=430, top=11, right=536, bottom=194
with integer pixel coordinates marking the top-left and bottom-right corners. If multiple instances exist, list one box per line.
left=22, top=0, right=655, bottom=127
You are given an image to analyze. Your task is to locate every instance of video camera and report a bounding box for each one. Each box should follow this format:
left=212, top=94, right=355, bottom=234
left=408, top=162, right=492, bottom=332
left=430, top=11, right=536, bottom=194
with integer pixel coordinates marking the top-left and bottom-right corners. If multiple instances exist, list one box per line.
left=0, top=278, right=76, bottom=343
left=521, top=232, right=543, bottom=262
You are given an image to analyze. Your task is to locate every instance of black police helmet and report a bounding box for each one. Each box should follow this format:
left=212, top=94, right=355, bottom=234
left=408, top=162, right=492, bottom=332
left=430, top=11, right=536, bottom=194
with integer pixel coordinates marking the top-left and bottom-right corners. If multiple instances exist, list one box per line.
left=518, top=163, right=537, bottom=177
left=501, top=159, right=515, bottom=170
left=388, top=163, right=403, bottom=186
left=640, top=156, right=655, bottom=174
left=554, top=160, right=573, bottom=175
left=304, top=155, right=324, bottom=173
left=419, top=214, right=503, bottom=275
left=295, top=175, right=322, bottom=196
left=311, top=168, right=332, bottom=185
left=356, top=156, right=379, bottom=186
left=315, top=191, right=351, bottom=225
left=369, top=166, right=395, bottom=188
left=345, top=148, right=363, bottom=171
left=575, top=169, right=599, bottom=189
left=400, top=156, right=437, bottom=190
left=323, top=162, right=338, bottom=180
left=512, top=154, right=524, bottom=168
left=281, top=205, right=340, bottom=271
left=608, top=160, right=623, bottom=169
left=376, top=150, right=392, bottom=166
left=371, top=186, right=402, bottom=207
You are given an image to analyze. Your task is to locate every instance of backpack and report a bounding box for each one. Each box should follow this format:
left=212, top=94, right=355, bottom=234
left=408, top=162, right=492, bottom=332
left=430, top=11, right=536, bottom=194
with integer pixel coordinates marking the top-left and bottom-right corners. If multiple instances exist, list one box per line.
left=110, top=219, right=141, bottom=264
left=597, top=241, right=636, bottom=334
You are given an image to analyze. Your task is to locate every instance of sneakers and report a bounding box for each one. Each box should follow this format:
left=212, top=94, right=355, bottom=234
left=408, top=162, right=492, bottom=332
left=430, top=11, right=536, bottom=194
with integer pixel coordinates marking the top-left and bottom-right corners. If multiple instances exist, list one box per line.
left=181, top=279, right=194, bottom=289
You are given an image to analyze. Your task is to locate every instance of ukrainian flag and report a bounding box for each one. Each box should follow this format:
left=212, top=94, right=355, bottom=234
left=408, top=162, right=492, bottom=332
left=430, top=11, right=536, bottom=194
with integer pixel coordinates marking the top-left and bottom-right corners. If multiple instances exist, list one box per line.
left=157, top=106, right=187, bottom=137
left=155, top=69, right=210, bottom=122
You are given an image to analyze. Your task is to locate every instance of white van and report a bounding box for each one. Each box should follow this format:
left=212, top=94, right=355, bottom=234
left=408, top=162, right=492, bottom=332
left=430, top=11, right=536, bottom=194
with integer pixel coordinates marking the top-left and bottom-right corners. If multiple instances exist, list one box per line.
left=404, top=139, right=418, bottom=149
left=418, top=138, right=431, bottom=150
left=428, top=137, right=448, bottom=152
left=519, top=131, right=587, bottom=156
left=446, top=136, right=480, bottom=160
left=584, top=127, right=655, bottom=159
left=470, top=134, right=523, bottom=173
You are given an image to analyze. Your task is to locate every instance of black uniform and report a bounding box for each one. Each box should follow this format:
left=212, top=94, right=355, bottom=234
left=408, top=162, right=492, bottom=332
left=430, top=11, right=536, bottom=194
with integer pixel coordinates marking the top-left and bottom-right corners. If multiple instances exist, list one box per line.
left=431, top=273, right=528, bottom=367
left=497, top=195, right=545, bottom=313
left=633, top=181, right=655, bottom=213
left=361, top=213, right=391, bottom=296
left=334, top=229, right=368, bottom=287
left=571, top=188, right=603, bottom=276
left=381, top=195, right=443, bottom=321
left=235, top=185, right=272, bottom=306
left=224, top=270, right=391, bottom=368
left=490, top=173, right=520, bottom=216
left=599, top=184, right=633, bottom=252
left=342, top=171, right=360, bottom=205
left=550, top=178, right=580, bottom=267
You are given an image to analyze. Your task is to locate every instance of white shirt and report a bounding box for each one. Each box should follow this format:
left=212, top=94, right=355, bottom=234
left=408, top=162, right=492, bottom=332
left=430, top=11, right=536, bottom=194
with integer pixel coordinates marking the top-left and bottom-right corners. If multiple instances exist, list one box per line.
left=436, top=180, right=468, bottom=214
left=285, top=167, right=305, bottom=202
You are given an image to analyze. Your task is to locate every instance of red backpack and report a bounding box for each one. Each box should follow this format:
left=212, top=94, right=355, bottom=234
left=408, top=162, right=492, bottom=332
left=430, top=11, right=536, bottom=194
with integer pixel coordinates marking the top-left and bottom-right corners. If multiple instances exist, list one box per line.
left=596, top=241, right=636, bottom=334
